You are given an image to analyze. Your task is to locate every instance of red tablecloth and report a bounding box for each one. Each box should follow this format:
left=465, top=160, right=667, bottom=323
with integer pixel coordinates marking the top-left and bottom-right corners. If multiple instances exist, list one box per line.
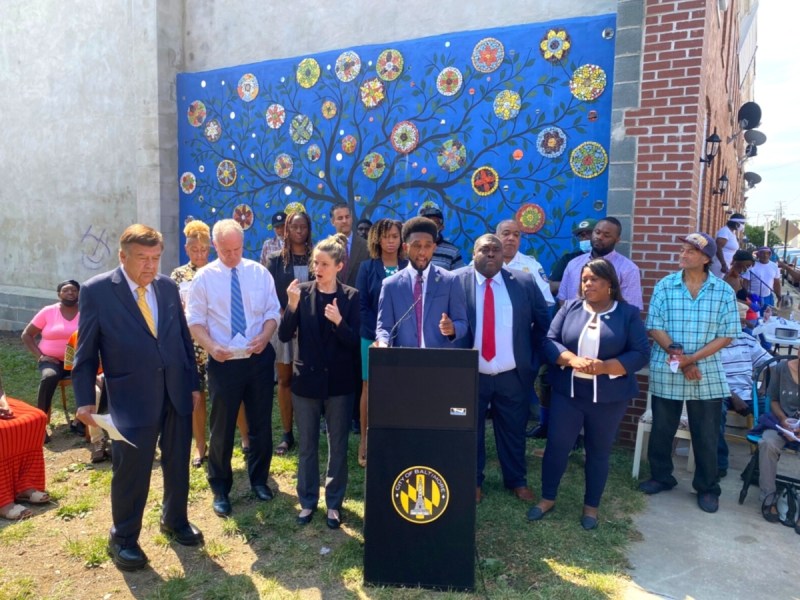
left=0, top=398, right=47, bottom=506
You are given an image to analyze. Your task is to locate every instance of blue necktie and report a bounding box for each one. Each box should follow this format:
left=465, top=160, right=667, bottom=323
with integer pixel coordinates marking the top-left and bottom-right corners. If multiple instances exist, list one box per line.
left=231, top=266, right=247, bottom=338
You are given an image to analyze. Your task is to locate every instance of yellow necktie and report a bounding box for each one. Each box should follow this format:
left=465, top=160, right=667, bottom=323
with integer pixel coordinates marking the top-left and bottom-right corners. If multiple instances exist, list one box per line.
left=136, top=286, right=157, bottom=337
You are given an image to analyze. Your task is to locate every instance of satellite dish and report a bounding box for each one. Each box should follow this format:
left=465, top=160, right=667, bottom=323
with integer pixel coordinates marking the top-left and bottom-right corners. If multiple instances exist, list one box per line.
left=737, top=102, right=762, bottom=130
left=743, top=172, right=762, bottom=187
left=743, top=129, right=767, bottom=146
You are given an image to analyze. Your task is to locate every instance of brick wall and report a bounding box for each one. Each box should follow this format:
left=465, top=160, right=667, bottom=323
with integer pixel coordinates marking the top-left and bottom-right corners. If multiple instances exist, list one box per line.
left=617, top=0, right=744, bottom=447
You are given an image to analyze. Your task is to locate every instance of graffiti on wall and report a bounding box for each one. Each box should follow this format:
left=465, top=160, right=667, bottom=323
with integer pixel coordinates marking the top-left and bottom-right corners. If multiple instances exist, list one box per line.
left=177, top=14, right=616, bottom=270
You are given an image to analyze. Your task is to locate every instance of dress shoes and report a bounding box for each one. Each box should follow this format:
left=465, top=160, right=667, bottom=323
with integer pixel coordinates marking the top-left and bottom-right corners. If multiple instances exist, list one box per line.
left=580, top=515, right=599, bottom=530
left=108, top=540, right=148, bottom=571
left=326, top=510, right=342, bottom=530
left=252, top=485, right=275, bottom=501
left=512, top=486, right=536, bottom=502
left=160, top=521, right=204, bottom=546
left=296, top=508, right=316, bottom=525
left=212, top=494, right=232, bottom=517
left=526, top=504, right=555, bottom=522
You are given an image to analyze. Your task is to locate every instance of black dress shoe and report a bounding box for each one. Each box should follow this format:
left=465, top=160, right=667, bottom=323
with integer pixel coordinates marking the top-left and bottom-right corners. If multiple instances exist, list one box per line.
left=580, top=515, right=599, bottom=530
left=160, top=521, right=204, bottom=546
left=326, top=510, right=342, bottom=529
left=212, top=494, right=232, bottom=517
left=252, top=485, right=274, bottom=501
left=296, top=508, right=316, bottom=525
left=108, top=540, right=148, bottom=571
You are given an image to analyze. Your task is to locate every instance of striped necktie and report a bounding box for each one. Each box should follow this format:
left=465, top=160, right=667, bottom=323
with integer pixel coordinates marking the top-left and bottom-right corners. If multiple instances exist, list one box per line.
left=231, top=266, right=247, bottom=338
left=136, top=286, right=157, bottom=337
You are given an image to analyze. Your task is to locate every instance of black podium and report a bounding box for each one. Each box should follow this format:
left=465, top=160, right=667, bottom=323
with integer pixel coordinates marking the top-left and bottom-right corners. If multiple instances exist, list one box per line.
left=363, top=347, right=478, bottom=592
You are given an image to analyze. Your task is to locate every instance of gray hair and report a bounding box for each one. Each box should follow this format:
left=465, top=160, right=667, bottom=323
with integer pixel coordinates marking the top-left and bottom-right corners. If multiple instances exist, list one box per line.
left=212, top=219, right=244, bottom=241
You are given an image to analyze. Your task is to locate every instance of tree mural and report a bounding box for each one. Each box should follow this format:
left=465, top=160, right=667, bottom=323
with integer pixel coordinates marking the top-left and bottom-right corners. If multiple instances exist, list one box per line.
left=177, top=14, right=616, bottom=268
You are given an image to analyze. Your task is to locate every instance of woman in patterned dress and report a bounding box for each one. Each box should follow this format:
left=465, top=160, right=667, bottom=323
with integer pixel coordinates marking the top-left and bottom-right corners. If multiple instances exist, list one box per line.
left=171, top=220, right=249, bottom=467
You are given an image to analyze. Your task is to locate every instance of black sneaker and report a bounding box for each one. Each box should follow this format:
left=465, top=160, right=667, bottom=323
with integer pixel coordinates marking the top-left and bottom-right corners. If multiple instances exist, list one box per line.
left=697, top=492, right=719, bottom=513
left=638, top=479, right=676, bottom=495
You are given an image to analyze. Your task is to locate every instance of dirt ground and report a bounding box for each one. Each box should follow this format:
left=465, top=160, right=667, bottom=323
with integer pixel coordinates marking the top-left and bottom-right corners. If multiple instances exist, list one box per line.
left=0, top=417, right=366, bottom=600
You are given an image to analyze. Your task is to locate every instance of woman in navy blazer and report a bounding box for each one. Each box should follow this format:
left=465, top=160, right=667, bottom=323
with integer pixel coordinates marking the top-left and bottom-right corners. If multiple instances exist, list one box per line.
left=354, top=219, right=407, bottom=467
left=527, top=259, right=649, bottom=530
left=278, top=233, right=360, bottom=529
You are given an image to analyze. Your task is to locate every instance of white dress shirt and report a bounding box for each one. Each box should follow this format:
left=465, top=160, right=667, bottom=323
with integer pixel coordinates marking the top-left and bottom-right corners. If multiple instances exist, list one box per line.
left=474, top=271, right=516, bottom=375
left=121, top=268, right=158, bottom=329
left=503, top=252, right=555, bottom=306
left=186, top=257, right=281, bottom=346
left=403, top=262, right=432, bottom=348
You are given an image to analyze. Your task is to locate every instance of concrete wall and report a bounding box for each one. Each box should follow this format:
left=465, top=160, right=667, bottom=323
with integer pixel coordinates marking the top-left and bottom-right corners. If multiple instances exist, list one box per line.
left=0, top=0, right=620, bottom=330
left=0, top=0, right=183, bottom=329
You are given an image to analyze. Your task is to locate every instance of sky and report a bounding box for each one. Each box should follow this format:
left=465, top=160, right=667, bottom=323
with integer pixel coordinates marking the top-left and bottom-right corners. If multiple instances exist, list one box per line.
left=742, top=1, right=800, bottom=227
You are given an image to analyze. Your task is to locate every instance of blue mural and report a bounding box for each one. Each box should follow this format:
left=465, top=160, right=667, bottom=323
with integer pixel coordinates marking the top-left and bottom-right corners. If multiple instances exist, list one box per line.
left=177, top=14, right=616, bottom=270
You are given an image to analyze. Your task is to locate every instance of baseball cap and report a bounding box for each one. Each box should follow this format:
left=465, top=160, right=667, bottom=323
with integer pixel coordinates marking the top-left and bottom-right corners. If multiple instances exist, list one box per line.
left=572, top=218, right=597, bottom=235
left=272, top=212, right=287, bottom=226
left=732, top=249, right=754, bottom=263
left=680, top=232, right=717, bottom=260
left=418, top=202, right=443, bottom=219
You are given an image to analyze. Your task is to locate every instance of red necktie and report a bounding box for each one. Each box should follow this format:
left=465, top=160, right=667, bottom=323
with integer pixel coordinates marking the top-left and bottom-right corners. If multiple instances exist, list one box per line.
left=482, top=279, right=495, bottom=361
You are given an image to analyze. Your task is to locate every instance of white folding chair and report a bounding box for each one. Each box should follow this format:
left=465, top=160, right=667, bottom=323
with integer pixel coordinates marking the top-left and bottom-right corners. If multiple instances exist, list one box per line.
left=632, top=391, right=695, bottom=479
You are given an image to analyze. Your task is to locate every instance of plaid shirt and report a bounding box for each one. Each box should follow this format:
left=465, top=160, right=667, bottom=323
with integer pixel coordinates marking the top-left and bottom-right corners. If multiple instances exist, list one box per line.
left=259, top=237, right=284, bottom=266
left=646, top=271, right=740, bottom=401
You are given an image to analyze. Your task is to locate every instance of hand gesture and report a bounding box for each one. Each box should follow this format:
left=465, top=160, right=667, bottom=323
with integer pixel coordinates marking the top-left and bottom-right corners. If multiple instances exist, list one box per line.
left=439, top=313, right=455, bottom=337
left=324, top=297, right=343, bottom=326
left=286, top=279, right=301, bottom=310
left=568, top=355, right=596, bottom=371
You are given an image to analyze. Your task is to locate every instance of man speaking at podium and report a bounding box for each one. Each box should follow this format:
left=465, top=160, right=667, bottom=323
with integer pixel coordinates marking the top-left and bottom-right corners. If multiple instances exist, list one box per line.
left=453, top=234, right=550, bottom=504
left=375, top=217, right=468, bottom=348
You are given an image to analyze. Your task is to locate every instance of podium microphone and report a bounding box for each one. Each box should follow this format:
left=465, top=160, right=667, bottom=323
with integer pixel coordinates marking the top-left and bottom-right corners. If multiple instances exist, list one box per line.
left=388, top=295, right=422, bottom=345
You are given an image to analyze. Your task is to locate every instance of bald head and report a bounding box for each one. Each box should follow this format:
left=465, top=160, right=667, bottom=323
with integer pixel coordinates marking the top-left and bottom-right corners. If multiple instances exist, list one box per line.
left=495, top=220, right=521, bottom=262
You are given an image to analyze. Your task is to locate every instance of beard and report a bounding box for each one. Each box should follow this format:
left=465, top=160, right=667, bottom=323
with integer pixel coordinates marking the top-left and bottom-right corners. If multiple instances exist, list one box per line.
left=591, top=244, right=614, bottom=257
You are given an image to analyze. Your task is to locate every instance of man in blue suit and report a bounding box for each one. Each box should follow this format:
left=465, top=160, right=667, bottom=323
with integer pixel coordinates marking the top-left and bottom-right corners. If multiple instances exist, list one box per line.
left=375, top=217, right=468, bottom=348
left=453, top=234, right=551, bottom=503
left=73, top=224, right=203, bottom=571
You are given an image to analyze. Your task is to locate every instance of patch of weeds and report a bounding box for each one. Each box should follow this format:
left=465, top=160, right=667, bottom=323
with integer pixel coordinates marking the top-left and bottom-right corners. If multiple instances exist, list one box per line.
left=0, top=572, right=37, bottom=600
left=65, top=462, right=93, bottom=473
left=152, top=532, right=171, bottom=548
left=55, top=496, right=96, bottom=520
left=147, top=571, right=211, bottom=600
left=0, top=520, right=35, bottom=546
left=202, top=574, right=260, bottom=600
left=63, top=534, right=109, bottom=568
left=50, top=470, right=70, bottom=484
left=46, top=485, right=69, bottom=502
left=87, top=469, right=112, bottom=490
left=201, top=538, right=231, bottom=560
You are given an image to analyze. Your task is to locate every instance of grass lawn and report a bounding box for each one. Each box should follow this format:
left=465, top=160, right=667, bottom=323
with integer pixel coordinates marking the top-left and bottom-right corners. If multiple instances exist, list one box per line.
left=0, top=334, right=644, bottom=599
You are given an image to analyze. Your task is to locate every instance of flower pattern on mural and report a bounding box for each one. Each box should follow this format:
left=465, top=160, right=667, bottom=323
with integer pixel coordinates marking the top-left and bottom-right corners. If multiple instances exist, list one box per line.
left=178, top=16, right=615, bottom=270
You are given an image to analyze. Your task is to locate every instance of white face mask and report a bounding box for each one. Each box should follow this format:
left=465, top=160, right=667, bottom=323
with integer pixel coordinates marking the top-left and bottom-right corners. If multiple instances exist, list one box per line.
left=579, top=239, right=592, bottom=253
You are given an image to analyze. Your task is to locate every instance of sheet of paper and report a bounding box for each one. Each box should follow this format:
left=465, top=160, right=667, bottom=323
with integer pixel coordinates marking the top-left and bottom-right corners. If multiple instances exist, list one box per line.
left=91, top=413, right=137, bottom=448
left=228, top=332, right=252, bottom=360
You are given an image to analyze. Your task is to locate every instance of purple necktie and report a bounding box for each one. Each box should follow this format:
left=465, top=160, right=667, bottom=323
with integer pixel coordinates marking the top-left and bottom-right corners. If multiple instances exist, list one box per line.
left=414, top=274, right=423, bottom=346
